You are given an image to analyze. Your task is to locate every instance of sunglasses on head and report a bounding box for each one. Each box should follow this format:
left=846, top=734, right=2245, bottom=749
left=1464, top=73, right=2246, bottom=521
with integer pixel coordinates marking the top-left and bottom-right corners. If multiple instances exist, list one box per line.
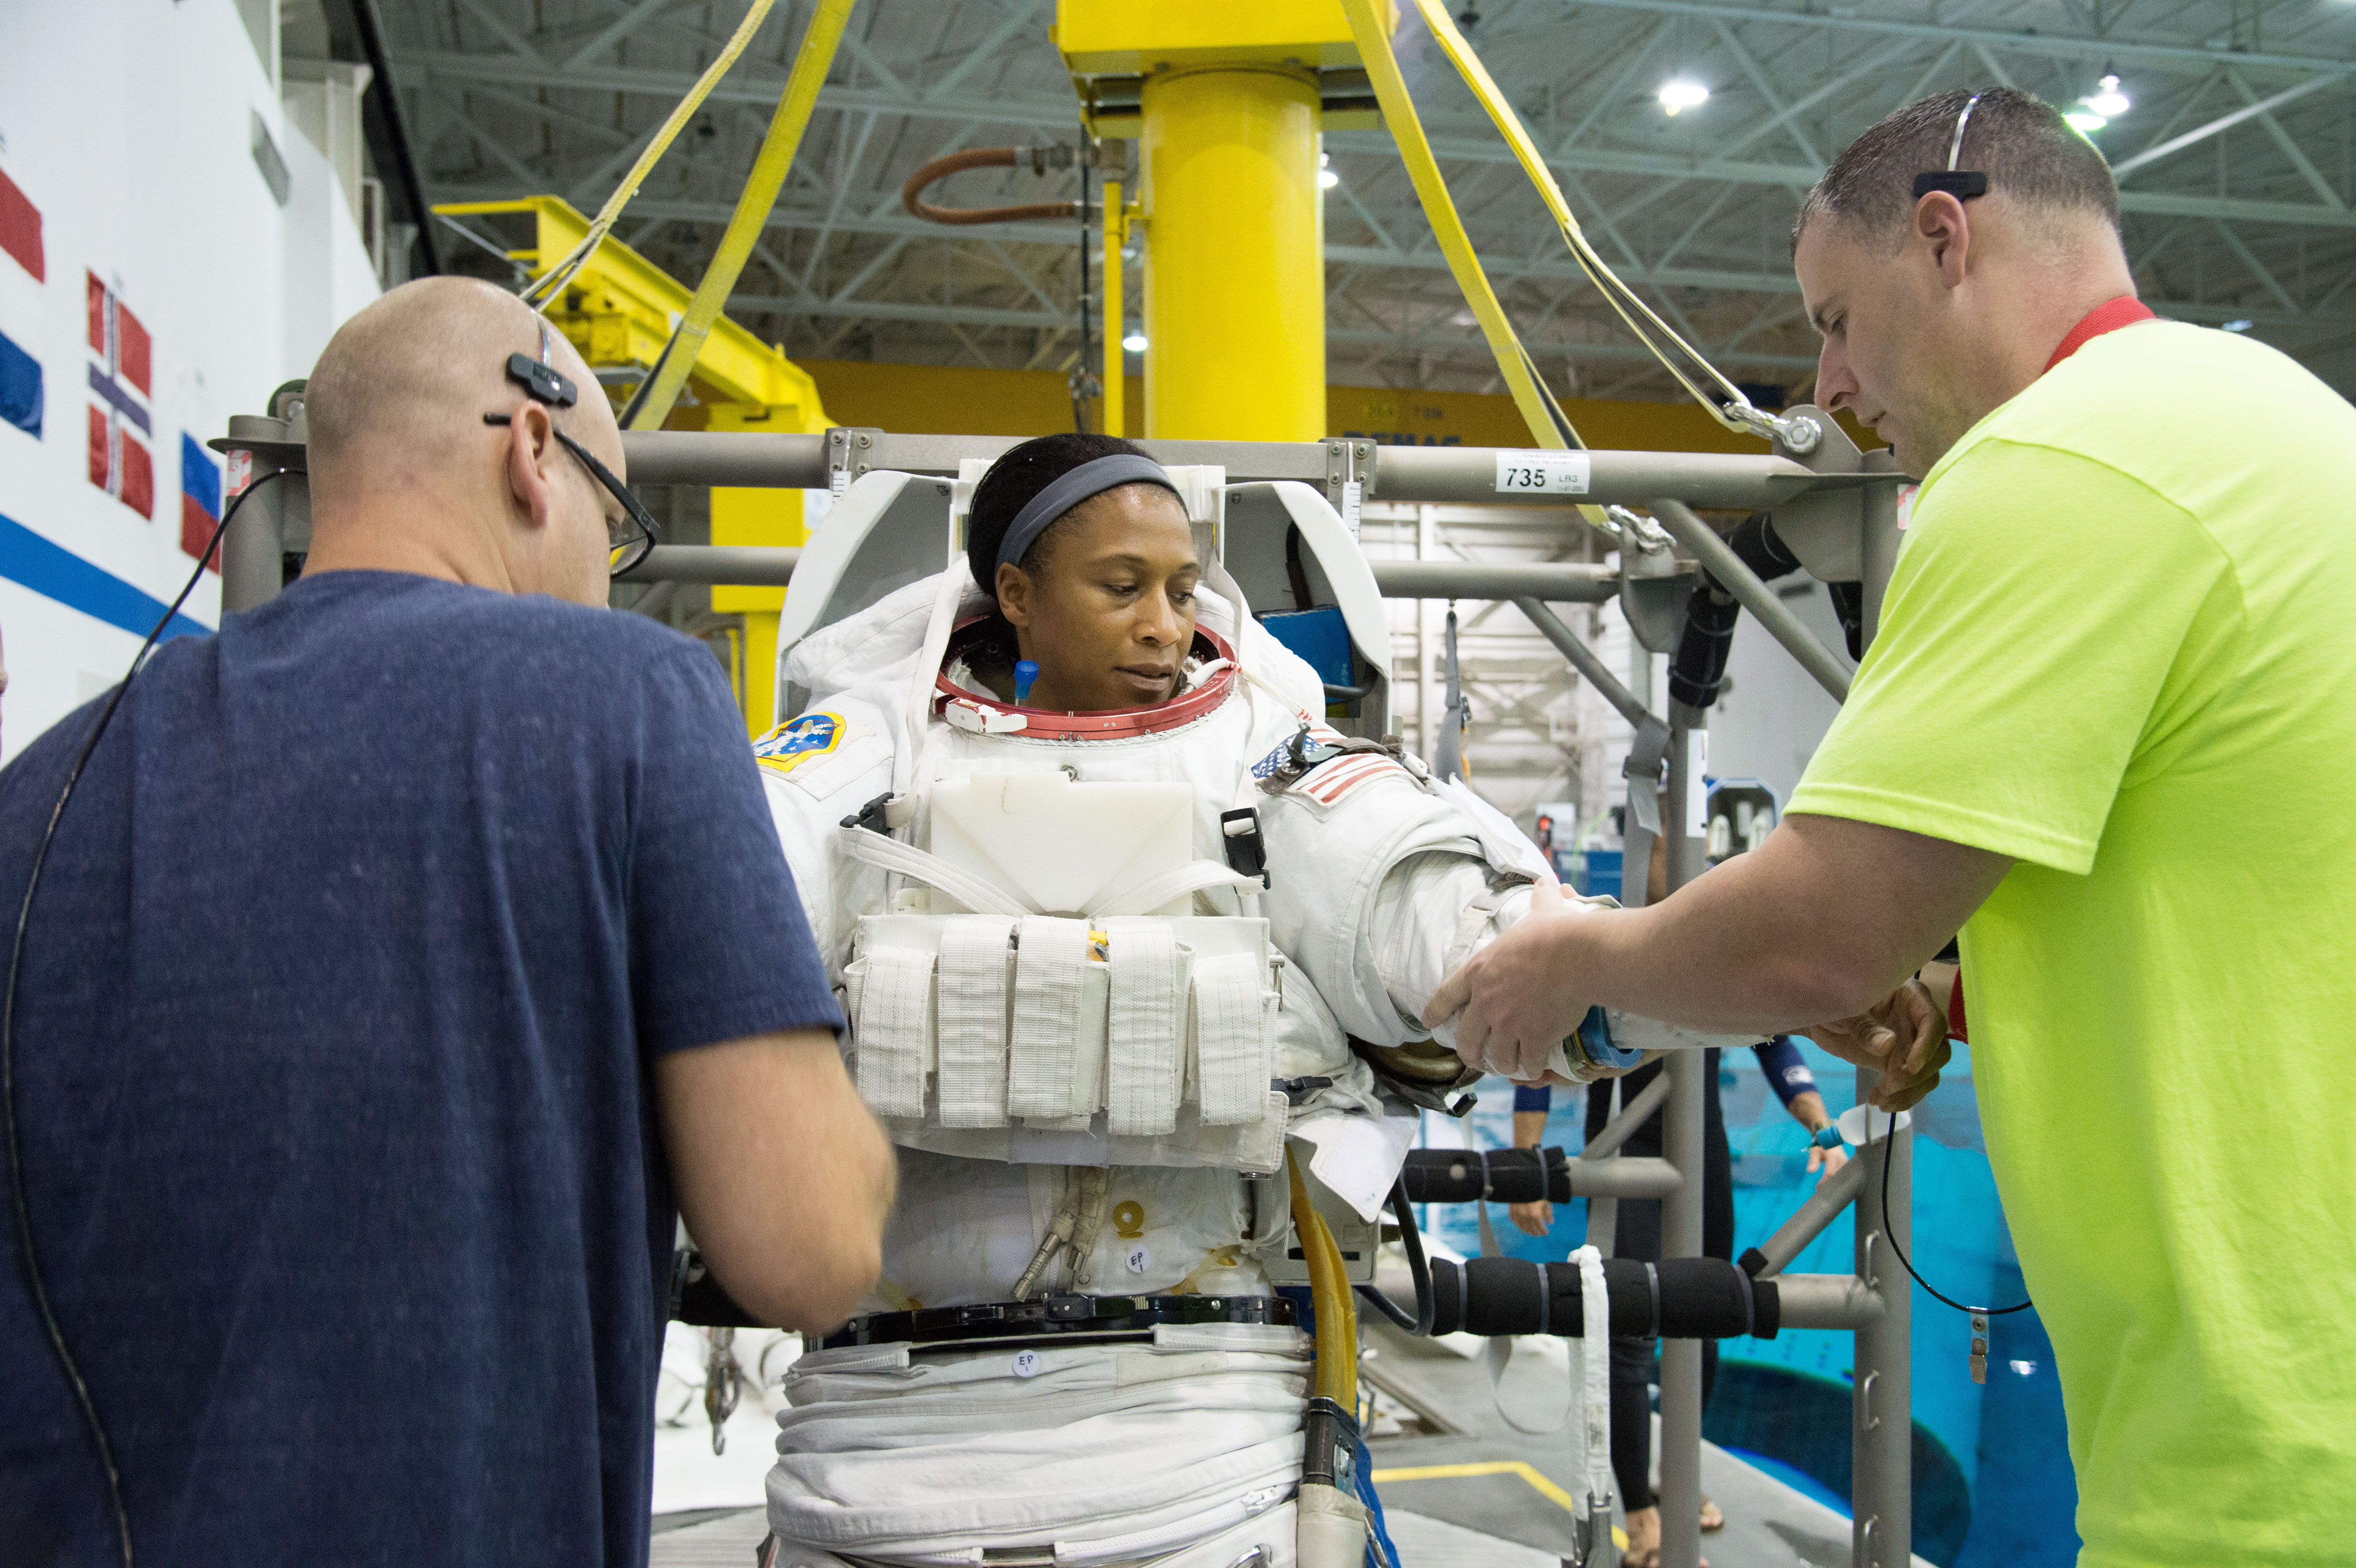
left=483, top=320, right=662, bottom=577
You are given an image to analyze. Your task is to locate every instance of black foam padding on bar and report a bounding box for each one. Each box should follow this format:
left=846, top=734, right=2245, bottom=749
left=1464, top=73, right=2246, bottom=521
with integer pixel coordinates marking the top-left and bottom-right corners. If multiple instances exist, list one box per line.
left=1668, top=511, right=1809, bottom=711
left=1424, top=1255, right=1770, bottom=1339
left=1825, top=579, right=1865, bottom=661
left=1399, top=1146, right=1569, bottom=1204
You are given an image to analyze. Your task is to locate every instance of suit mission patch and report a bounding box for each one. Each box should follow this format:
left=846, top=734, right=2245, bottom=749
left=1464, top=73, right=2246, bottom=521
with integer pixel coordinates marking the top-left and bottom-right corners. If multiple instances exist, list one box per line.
left=754, top=712, right=849, bottom=776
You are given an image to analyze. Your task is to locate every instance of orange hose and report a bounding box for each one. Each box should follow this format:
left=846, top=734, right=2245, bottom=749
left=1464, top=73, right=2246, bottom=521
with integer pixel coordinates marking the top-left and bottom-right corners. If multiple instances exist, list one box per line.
left=901, top=147, right=1083, bottom=226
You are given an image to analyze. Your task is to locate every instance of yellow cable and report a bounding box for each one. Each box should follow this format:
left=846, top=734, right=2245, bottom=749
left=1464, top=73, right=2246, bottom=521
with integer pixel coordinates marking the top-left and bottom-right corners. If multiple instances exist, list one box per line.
left=1287, top=1149, right=1357, bottom=1411
left=1341, top=0, right=1619, bottom=536
left=1337, top=0, right=1572, bottom=458
left=1404, top=0, right=1780, bottom=444
left=627, top=0, right=855, bottom=430
left=522, top=0, right=779, bottom=310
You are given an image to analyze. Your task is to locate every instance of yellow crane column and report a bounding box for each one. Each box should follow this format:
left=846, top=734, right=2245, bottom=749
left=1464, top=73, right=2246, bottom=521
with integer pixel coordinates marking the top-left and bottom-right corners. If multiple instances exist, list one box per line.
left=1139, top=65, right=1324, bottom=441
left=1058, top=2, right=1388, bottom=443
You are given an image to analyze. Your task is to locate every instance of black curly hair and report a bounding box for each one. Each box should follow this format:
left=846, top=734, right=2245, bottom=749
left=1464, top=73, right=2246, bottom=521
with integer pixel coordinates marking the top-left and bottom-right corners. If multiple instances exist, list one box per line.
left=963, top=432, right=1159, bottom=599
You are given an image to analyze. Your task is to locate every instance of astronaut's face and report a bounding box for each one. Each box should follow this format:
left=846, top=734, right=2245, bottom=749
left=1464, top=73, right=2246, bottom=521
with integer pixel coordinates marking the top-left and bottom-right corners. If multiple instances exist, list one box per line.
left=995, top=484, right=1200, bottom=712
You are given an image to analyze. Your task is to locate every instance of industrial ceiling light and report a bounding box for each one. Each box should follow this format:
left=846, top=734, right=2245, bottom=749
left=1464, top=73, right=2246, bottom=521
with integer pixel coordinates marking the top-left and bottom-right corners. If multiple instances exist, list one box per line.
left=2064, top=109, right=2108, bottom=132
left=1658, top=78, right=1709, bottom=116
left=2222, top=318, right=2255, bottom=332
left=1319, top=151, right=1340, bottom=189
left=2086, top=71, right=2130, bottom=118
left=1122, top=332, right=1148, bottom=353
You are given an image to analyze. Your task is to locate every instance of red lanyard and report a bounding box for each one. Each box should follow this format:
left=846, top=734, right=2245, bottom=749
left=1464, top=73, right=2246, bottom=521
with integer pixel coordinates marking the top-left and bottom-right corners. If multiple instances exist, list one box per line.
left=2044, top=295, right=2157, bottom=372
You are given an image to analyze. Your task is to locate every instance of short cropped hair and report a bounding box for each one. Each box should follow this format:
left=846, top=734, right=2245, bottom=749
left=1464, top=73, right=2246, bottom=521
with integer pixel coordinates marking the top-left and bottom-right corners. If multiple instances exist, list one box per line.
left=1793, top=87, right=2119, bottom=250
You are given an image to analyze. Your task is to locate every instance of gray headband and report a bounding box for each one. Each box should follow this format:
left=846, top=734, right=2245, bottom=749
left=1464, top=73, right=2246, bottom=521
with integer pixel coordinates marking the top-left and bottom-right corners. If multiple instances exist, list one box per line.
left=995, top=454, right=1181, bottom=572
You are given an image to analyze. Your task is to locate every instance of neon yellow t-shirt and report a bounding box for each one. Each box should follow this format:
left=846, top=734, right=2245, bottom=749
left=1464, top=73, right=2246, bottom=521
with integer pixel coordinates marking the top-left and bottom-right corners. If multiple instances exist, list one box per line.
left=1788, top=320, right=2356, bottom=1566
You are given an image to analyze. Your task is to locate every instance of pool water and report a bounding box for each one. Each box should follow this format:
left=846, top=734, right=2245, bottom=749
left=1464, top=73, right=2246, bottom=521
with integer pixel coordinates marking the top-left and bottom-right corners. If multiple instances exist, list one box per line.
left=1413, top=1042, right=2080, bottom=1567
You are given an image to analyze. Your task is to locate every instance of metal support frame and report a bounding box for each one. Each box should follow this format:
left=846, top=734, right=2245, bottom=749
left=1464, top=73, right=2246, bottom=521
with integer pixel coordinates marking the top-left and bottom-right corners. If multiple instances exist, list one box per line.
left=222, top=417, right=1918, bottom=1565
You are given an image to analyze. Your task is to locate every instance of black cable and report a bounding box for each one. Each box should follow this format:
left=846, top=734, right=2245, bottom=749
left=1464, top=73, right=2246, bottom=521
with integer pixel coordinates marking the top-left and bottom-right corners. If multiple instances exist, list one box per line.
left=4, top=468, right=289, bottom=1568
left=1869, top=1105, right=2030, bottom=1316
left=1390, top=1174, right=1434, bottom=1336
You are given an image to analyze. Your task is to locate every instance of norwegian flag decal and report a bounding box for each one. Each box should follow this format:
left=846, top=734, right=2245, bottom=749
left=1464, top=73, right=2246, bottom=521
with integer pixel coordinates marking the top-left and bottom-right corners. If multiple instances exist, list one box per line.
left=85, top=272, right=153, bottom=517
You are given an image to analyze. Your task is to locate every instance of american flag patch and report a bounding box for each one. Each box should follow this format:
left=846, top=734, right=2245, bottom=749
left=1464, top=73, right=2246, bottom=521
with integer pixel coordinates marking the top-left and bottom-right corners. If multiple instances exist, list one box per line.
left=1295, top=752, right=1406, bottom=806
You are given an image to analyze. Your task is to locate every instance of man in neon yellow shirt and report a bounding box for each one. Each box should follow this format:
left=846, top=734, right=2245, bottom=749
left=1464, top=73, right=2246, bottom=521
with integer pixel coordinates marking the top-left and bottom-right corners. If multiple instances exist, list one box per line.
left=1426, top=87, right=2356, bottom=1566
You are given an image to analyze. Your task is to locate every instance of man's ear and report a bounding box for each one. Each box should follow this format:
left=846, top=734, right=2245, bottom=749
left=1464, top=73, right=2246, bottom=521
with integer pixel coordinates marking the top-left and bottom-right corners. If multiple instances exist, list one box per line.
left=1914, top=191, right=1972, bottom=290
left=503, top=403, right=561, bottom=530
left=995, top=561, right=1035, bottom=628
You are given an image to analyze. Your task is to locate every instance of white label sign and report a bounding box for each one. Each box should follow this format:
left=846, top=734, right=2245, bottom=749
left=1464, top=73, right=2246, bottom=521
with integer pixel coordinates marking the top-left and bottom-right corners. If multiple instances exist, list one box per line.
left=1494, top=452, right=1591, bottom=495
left=1124, top=1244, right=1152, bottom=1275
left=1011, top=1350, right=1042, bottom=1379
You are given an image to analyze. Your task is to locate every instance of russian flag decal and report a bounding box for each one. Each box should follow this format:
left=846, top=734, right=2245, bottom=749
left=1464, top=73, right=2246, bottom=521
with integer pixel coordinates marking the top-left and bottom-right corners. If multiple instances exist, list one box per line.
left=181, top=433, right=222, bottom=569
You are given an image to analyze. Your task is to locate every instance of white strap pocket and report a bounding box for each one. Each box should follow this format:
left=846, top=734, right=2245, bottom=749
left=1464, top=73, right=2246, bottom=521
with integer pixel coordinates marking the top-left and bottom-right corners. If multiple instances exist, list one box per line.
left=1007, top=915, right=1091, bottom=1121
left=1102, top=920, right=1182, bottom=1137
left=854, top=946, right=935, bottom=1119
left=1190, top=950, right=1272, bottom=1127
left=935, top=916, right=1015, bottom=1128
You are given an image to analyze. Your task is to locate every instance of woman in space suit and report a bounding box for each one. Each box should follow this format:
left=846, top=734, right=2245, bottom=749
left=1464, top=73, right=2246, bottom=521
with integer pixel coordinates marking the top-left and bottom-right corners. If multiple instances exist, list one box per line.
left=747, top=433, right=1696, bottom=1568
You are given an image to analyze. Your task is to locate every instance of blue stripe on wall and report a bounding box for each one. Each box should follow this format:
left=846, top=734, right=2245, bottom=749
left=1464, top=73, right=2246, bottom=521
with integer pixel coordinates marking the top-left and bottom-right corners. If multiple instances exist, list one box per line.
left=0, top=512, right=211, bottom=642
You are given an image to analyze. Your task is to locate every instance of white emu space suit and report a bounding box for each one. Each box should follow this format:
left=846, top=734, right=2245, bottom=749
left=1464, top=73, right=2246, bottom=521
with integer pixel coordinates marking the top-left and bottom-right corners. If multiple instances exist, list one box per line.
left=749, top=558, right=1695, bottom=1568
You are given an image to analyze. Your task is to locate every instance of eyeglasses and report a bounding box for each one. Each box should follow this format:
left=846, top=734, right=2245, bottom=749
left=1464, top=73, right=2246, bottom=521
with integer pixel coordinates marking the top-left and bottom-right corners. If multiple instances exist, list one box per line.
left=483, top=320, right=663, bottom=577
left=1912, top=92, right=1987, bottom=203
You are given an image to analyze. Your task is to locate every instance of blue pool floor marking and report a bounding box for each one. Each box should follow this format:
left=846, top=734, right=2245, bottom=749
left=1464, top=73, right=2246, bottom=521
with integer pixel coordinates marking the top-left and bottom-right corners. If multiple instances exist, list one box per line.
left=0, top=510, right=212, bottom=642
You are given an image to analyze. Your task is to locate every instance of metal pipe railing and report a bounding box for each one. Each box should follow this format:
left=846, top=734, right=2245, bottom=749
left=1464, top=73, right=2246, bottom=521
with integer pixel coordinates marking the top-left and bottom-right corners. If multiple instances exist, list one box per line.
left=1746, top=1148, right=1872, bottom=1278
left=616, top=544, right=801, bottom=585
left=1516, top=599, right=1654, bottom=729
left=1773, top=1273, right=1887, bottom=1331
left=1374, top=561, right=1615, bottom=602
left=1578, top=1072, right=1674, bottom=1162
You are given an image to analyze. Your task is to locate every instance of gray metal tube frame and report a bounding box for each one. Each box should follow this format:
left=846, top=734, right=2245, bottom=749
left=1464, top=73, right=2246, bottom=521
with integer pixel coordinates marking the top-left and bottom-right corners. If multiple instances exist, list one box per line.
left=615, top=427, right=1884, bottom=512
left=1560, top=1156, right=1681, bottom=1201
left=1648, top=497, right=1854, bottom=702
left=1774, top=1273, right=1887, bottom=1332
left=1853, top=1086, right=1913, bottom=1567
left=608, top=546, right=1613, bottom=606
left=1515, top=599, right=1651, bottom=729
left=1748, top=1151, right=1872, bottom=1278
left=1376, top=561, right=1614, bottom=603
left=1579, top=1072, right=1673, bottom=1162
left=616, top=545, right=802, bottom=586
left=1655, top=724, right=1707, bottom=1568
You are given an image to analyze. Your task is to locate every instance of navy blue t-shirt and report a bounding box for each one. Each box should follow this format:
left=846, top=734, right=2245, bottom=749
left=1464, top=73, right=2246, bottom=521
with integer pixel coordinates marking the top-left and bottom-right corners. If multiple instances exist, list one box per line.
left=0, top=571, right=840, bottom=1565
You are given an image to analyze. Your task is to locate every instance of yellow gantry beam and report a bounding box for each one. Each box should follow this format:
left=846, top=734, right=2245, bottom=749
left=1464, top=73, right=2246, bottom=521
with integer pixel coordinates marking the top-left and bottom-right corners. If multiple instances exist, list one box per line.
left=436, top=195, right=829, bottom=422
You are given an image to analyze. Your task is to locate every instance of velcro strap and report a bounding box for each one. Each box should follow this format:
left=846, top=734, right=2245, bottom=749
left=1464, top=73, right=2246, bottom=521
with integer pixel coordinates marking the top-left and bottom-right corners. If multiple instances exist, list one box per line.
left=1007, top=916, right=1091, bottom=1120
left=1102, top=920, right=1182, bottom=1137
left=854, top=946, right=934, bottom=1119
left=935, top=916, right=1015, bottom=1128
left=1190, top=950, right=1270, bottom=1127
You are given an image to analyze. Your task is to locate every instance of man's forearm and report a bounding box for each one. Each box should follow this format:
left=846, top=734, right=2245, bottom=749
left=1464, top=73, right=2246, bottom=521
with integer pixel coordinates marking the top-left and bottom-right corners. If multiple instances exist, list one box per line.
left=1567, top=815, right=2008, bottom=1034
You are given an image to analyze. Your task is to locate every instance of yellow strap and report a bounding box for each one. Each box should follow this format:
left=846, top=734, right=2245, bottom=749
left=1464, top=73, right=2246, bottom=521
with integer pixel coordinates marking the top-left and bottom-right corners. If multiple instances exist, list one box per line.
left=628, top=0, right=857, bottom=429
left=1404, top=0, right=1774, bottom=441
left=523, top=0, right=780, bottom=310
left=1336, top=0, right=1571, bottom=456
